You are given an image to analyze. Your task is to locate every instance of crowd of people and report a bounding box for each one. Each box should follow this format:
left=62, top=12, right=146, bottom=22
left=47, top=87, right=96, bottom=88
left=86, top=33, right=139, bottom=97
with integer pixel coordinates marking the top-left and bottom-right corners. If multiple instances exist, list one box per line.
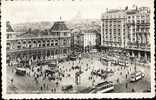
left=7, top=50, right=150, bottom=93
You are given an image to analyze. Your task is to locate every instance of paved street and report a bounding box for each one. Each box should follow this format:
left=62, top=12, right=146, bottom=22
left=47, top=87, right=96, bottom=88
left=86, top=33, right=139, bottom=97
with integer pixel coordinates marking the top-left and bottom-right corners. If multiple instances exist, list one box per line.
left=7, top=52, right=151, bottom=93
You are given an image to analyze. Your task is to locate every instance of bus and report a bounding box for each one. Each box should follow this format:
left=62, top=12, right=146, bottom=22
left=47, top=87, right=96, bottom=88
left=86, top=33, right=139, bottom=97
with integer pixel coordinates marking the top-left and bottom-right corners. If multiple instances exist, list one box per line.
left=130, top=71, right=145, bottom=82
left=15, top=67, right=26, bottom=76
left=94, top=81, right=114, bottom=93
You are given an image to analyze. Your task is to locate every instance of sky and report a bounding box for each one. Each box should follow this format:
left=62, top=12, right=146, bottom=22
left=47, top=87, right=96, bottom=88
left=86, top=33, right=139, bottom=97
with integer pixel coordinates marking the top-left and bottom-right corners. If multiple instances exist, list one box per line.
left=3, top=0, right=153, bottom=24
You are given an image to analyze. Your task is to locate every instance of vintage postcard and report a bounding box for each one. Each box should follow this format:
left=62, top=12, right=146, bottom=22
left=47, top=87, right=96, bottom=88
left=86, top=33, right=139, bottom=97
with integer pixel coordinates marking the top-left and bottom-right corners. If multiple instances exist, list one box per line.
left=1, top=0, right=155, bottom=99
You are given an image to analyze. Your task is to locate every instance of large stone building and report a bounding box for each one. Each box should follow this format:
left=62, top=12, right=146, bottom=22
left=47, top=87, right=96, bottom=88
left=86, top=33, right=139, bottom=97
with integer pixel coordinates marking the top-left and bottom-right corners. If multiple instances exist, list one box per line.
left=101, top=6, right=151, bottom=62
left=6, top=21, right=71, bottom=65
left=79, top=31, right=97, bottom=52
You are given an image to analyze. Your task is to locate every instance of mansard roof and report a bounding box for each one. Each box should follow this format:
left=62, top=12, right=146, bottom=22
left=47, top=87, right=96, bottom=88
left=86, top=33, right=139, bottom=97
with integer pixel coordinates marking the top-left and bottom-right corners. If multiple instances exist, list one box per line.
left=6, top=21, right=14, bottom=32
left=50, top=21, right=69, bottom=32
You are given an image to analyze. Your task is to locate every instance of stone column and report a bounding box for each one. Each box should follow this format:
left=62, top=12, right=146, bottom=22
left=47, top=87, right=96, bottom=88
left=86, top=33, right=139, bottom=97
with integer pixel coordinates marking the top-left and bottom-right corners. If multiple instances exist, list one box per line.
left=138, top=51, right=141, bottom=60
left=132, top=51, right=135, bottom=57
left=144, top=52, right=147, bottom=62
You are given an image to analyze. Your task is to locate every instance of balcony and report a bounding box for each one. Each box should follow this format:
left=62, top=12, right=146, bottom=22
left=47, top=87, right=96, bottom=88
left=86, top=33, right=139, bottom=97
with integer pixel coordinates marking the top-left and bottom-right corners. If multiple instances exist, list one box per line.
left=126, top=43, right=150, bottom=51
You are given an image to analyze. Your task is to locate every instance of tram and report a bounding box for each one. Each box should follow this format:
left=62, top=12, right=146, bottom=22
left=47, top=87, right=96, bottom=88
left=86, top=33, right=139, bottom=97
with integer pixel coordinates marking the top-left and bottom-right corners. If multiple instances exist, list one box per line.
left=94, top=81, right=114, bottom=93
left=15, top=67, right=26, bottom=76
left=130, top=71, right=145, bottom=82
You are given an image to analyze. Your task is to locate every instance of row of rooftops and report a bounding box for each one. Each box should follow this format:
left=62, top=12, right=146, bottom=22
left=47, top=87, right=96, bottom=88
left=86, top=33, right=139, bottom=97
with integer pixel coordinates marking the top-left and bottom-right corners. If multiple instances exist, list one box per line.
left=102, top=6, right=150, bottom=19
left=6, top=21, right=70, bottom=33
left=7, top=21, right=101, bottom=37
left=105, top=6, right=150, bottom=14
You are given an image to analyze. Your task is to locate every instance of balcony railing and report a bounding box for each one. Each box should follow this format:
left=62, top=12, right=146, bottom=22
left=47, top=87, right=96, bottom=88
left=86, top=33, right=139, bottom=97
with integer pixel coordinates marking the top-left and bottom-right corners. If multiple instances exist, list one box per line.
left=126, top=43, right=150, bottom=51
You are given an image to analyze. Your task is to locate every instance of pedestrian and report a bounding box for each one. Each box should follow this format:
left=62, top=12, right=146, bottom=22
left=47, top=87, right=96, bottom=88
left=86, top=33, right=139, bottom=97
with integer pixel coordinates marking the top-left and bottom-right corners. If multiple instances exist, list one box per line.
left=43, top=83, right=45, bottom=89
left=51, top=88, right=53, bottom=92
left=117, top=78, right=119, bottom=83
left=47, top=84, right=48, bottom=90
left=40, top=86, right=42, bottom=91
left=11, top=78, right=14, bottom=84
left=126, top=83, right=128, bottom=88
left=54, top=88, right=56, bottom=93
left=132, top=88, right=135, bottom=92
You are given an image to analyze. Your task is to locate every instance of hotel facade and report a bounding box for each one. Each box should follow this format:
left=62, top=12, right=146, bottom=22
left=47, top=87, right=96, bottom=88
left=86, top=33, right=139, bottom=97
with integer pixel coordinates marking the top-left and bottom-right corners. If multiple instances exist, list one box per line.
left=101, top=6, right=151, bottom=62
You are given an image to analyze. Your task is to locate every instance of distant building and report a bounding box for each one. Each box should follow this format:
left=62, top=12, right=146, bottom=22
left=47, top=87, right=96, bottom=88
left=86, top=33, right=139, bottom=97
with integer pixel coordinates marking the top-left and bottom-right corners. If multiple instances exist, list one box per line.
left=79, top=31, right=97, bottom=52
left=101, top=6, right=150, bottom=62
left=6, top=21, right=71, bottom=65
left=71, top=29, right=82, bottom=52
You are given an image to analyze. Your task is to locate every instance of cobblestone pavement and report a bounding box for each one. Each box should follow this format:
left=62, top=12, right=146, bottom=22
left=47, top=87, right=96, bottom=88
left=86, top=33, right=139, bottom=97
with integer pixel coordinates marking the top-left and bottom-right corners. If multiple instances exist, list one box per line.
left=7, top=53, right=151, bottom=93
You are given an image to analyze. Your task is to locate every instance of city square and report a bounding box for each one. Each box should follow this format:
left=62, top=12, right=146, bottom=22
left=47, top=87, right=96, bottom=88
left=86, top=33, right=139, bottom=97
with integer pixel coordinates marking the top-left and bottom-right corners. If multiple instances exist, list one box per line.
left=4, top=0, right=153, bottom=96
left=7, top=51, right=151, bottom=93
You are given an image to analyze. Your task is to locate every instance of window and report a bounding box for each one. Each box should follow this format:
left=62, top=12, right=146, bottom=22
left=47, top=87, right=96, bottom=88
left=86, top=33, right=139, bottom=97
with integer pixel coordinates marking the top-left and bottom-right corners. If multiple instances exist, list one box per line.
left=7, top=42, right=10, bottom=49
left=63, top=49, right=67, bottom=54
left=57, top=32, right=59, bottom=36
left=55, top=49, right=59, bottom=54
left=51, top=40, right=54, bottom=46
left=47, top=40, right=50, bottom=46
left=7, top=35, right=9, bottom=39
left=38, top=41, right=41, bottom=47
left=33, top=41, right=37, bottom=47
left=132, top=16, right=135, bottom=19
left=17, top=41, right=21, bottom=49
left=23, top=41, right=27, bottom=48
left=55, top=40, right=58, bottom=46
left=42, top=41, right=45, bottom=47
left=28, top=41, right=32, bottom=48
left=51, top=50, right=54, bottom=55
left=63, top=39, right=66, bottom=45
left=64, top=32, right=67, bottom=36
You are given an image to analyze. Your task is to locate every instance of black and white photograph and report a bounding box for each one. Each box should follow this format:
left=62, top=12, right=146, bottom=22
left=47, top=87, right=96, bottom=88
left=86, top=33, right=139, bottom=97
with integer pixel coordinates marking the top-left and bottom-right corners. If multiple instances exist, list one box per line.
left=1, top=0, right=155, bottom=99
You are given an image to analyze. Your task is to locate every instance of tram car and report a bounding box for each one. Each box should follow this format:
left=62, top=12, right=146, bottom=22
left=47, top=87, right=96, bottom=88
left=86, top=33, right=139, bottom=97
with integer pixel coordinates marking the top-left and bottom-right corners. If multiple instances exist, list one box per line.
left=94, top=81, right=114, bottom=93
left=130, top=71, right=145, bottom=82
left=15, top=67, right=26, bottom=76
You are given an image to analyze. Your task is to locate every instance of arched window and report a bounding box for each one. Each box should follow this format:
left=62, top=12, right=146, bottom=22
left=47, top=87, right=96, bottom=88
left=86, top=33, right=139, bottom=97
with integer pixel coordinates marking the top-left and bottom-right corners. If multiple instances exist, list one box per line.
left=23, top=41, right=27, bottom=48
left=28, top=41, right=32, bottom=48
left=47, top=50, right=50, bottom=57
left=33, top=41, right=37, bottom=47
left=63, top=49, right=67, bottom=54
left=55, top=40, right=58, bottom=46
left=47, top=40, right=50, bottom=46
left=7, top=42, right=10, bottom=49
left=38, top=41, right=41, bottom=47
left=63, top=39, right=66, bottom=45
left=55, top=49, right=59, bottom=54
left=51, top=50, right=54, bottom=55
left=17, top=41, right=21, bottom=49
left=51, top=40, right=54, bottom=46
left=42, top=40, right=45, bottom=47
